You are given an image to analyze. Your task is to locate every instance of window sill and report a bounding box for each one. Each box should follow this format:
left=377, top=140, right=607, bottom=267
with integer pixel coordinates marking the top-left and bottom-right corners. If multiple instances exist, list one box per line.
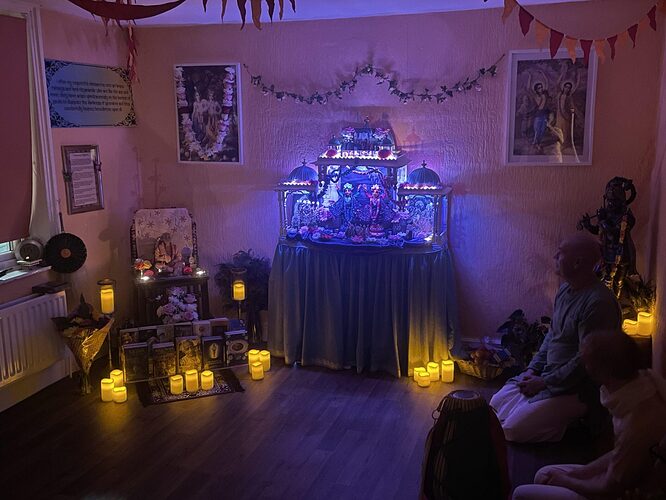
left=0, top=266, right=51, bottom=286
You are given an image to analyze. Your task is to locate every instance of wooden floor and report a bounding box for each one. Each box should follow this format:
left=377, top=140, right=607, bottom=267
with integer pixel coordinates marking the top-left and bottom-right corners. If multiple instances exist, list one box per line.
left=0, top=361, right=608, bottom=500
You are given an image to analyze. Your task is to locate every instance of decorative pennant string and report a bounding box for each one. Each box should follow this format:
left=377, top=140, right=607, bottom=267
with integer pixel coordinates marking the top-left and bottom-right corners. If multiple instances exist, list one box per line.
left=244, top=56, right=504, bottom=105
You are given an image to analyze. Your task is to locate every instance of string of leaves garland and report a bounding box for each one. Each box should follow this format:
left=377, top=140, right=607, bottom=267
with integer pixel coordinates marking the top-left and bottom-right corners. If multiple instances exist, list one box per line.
left=243, top=56, right=504, bottom=105
left=491, top=0, right=666, bottom=65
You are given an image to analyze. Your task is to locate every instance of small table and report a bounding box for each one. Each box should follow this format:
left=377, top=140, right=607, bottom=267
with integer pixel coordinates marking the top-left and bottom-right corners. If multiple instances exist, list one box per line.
left=134, top=275, right=211, bottom=326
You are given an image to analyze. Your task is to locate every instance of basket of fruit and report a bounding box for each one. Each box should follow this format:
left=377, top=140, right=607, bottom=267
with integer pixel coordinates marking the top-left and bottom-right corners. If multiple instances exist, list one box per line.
left=456, top=345, right=514, bottom=381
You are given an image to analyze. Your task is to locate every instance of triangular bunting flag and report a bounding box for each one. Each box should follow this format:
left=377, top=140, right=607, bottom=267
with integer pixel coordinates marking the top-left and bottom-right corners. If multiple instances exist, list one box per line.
left=564, top=36, right=578, bottom=62
left=607, top=35, right=618, bottom=60
left=534, top=21, right=549, bottom=47
left=580, top=39, right=592, bottom=66
left=661, top=0, right=666, bottom=13
left=518, top=7, right=534, bottom=36
left=502, top=0, right=518, bottom=22
left=549, top=29, right=564, bottom=58
left=639, top=15, right=650, bottom=32
left=617, top=29, right=630, bottom=48
left=648, top=5, right=657, bottom=30
left=593, top=40, right=606, bottom=64
left=628, top=24, right=638, bottom=47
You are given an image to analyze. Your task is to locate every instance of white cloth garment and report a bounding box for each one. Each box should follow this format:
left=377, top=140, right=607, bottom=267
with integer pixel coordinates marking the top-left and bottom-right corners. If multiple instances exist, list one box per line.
left=512, top=465, right=588, bottom=500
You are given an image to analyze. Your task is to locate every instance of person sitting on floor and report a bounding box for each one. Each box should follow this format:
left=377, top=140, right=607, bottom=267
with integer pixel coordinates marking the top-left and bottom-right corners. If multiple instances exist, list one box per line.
left=490, top=233, right=621, bottom=443
left=512, top=330, right=666, bottom=500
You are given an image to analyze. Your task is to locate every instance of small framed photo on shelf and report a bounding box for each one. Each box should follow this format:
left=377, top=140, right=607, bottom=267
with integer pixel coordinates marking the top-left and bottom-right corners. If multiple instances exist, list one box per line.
left=504, top=49, right=597, bottom=166
left=61, top=145, right=104, bottom=214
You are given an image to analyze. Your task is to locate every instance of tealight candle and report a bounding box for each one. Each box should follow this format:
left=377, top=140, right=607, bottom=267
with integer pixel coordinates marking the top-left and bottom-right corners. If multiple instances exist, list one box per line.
left=416, top=371, right=431, bottom=388
left=441, top=360, right=455, bottom=383
left=622, top=319, right=638, bottom=336
left=250, top=361, right=264, bottom=380
left=248, top=349, right=261, bottom=372
left=637, top=312, right=654, bottom=337
left=110, top=369, right=124, bottom=387
left=112, top=386, right=127, bottom=403
left=185, top=369, right=199, bottom=392
left=100, top=378, right=114, bottom=402
left=170, top=374, right=184, bottom=395
left=427, top=362, right=440, bottom=381
left=413, top=367, right=427, bottom=383
left=259, top=350, right=271, bottom=372
left=200, top=370, right=214, bottom=391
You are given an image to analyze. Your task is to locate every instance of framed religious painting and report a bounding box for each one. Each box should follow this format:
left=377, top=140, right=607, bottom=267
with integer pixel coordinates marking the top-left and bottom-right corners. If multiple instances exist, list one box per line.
left=174, top=63, right=243, bottom=164
left=61, top=144, right=104, bottom=214
left=504, top=49, right=597, bottom=166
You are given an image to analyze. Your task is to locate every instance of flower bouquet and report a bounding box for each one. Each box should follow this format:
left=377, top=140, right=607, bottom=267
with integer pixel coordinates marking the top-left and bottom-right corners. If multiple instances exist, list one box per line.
left=156, top=286, right=199, bottom=324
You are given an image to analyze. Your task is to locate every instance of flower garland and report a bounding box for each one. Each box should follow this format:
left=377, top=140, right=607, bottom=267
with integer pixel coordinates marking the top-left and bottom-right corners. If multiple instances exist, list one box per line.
left=156, top=287, right=199, bottom=324
left=243, top=56, right=504, bottom=105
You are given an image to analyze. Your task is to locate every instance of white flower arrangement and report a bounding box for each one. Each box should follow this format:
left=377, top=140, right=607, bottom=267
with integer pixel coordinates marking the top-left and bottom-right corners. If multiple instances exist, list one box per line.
left=156, top=286, right=199, bottom=324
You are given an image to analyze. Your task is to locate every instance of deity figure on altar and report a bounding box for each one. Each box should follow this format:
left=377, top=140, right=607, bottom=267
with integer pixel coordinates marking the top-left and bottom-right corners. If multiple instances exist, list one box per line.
left=364, top=183, right=395, bottom=238
left=577, top=176, right=637, bottom=297
left=329, top=183, right=358, bottom=230
left=154, top=232, right=183, bottom=274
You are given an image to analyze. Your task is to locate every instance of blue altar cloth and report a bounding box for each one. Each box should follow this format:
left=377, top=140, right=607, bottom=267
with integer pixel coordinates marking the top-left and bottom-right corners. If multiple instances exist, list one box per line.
left=267, top=239, right=461, bottom=377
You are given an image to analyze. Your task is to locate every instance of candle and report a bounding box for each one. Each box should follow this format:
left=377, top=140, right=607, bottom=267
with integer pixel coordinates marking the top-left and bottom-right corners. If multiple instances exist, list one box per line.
left=622, top=319, right=638, bottom=336
left=100, top=287, right=114, bottom=315
left=110, top=369, right=124, bottom=387
left=441, top=360, right=455, bottom=383
left=185, top=369, right=199, bottom=392
left=170, top=374, right=184, bottom=395
left=100, top=378, right=114, bottom=402
left=201, top=370, right=214, bottom=391
left=416, top=370, right=431, bottom=388
left=637, top=312, right=654, bottom=337
left=232, top=281, right=246, bottom=301
left=112, top=386, right=127, bottom=403
left=427, top=362, right=440, bottom=381
left=413, top=366, right=427, bottom=383
left=259, top=350, right=271, bottom=371
left=248, top=349, right=261, bottom=373
left=250, top=361, right=264, bottom=380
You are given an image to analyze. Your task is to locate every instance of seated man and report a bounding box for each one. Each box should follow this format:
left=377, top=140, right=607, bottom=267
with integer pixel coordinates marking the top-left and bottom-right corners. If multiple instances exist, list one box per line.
left=512, top=330, right=666, bottom=499
left=490, top=233, right=621, bottom=443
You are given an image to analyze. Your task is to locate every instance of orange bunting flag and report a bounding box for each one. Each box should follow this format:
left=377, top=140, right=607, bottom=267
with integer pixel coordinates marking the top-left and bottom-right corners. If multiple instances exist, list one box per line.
left=627, top=24, right=638, bottom=47
left=502, top=0, right=518, bottom=22
left=617, top=29, right=630, bottom=48
left=662, top=0, right=666, bottom=13
left=564, top=36, right=578, bottom=62
left=607, top=35, right=618, bottom=60
left=580, top=39, right=593, bottom=66
left=534, top=21, right=549, bottom=47
left=593, top=40, right=606, bottom=63
left=518, top=7, right=534, bottom=35
left=648, top=5, right=657, bottom=30
left=549, top=29, right=564, bottom=58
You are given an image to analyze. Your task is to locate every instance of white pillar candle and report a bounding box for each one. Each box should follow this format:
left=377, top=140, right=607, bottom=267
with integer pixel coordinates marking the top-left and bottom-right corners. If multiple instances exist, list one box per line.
left=232, top=281, right=246, bottom=301
left=110, top=369, right=124, bottom=387
left=427, top=362, right=440, bottom=381
left=100, top=287, right=115, bottom=315
left=185, top=369, right=199, bottom=392
left=112, top=386, right=127, bottom=403
left=637, top=312, right=654, bottom=337
left=622, top=319, right=638, bottom=336
left=200, top=370, right=214, bottom=391
left=441, top=360, right=455, bottom=383
left=100, top=378, right=114, bottom=402
left=170, top=375, right=184, bottom=395
left=250, top=361, right=264, bottom=380
left=416, top=371, right=431, bottom=388
left=413, top=367, right=427, bottom=383
left=248, top=349, right=261, bottom=372
left=259, top=350, right=271, bottom=372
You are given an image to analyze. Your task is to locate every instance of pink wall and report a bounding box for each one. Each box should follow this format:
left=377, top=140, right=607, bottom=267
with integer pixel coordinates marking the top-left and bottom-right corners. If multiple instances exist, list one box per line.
left=130, top=1, right=663, bottom=339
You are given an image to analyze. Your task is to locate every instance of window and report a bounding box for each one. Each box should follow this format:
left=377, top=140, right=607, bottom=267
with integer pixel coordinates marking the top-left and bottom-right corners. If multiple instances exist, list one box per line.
left=0, top=240, right=15, bottom=269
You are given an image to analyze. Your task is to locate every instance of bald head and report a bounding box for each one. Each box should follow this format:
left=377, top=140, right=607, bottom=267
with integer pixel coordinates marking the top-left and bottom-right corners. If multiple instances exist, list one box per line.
left=554, top=233, right=602, bottom=283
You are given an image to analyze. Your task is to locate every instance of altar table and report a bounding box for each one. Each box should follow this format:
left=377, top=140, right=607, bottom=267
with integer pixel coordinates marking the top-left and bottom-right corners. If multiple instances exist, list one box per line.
left=267, top=239, right=460, bottom=377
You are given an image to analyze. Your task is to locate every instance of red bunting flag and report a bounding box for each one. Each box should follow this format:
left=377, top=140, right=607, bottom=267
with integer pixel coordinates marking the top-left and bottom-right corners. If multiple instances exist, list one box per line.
left=607, top=35, right=618, bottom=60
left=502, top=0, right=518, bottom=22
left=627, top=24, right=638, bottom=47
left=518, top=7, right=534, bottom=35
left=648, top=6, right=657, bottom=30
left=580, top=39, right=593, bottom=66
left=549, top=29, right=564, bottom=58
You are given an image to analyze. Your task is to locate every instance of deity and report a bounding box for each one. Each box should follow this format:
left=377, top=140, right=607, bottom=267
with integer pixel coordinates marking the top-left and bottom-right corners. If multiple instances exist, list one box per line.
left=365, top=183, right=395, bottom=238
left=328, top=183, right=357, bottom=230
left=154, top=232, right=183, bottom=274
left=577, top=177, right=637, bottom=297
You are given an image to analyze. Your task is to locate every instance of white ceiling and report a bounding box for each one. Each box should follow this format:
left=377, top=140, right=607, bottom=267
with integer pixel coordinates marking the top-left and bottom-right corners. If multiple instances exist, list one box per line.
left=32, top=0, right=588, bottom=27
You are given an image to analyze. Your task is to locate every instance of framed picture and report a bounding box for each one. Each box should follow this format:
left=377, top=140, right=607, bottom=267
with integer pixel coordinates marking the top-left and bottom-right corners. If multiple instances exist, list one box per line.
left=174, top=63, right=243, bottom=164
left=504, top=49, right=597, bottom=166
left=61, top=145, right=104, bottom=214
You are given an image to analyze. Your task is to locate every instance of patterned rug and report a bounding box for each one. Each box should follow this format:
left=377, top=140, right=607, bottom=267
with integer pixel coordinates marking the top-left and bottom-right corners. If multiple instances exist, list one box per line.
left=136, top=369, right=244, bottom=406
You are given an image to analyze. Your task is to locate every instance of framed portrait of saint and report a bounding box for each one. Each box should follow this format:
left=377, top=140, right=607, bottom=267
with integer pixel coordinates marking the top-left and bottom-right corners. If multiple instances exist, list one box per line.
left=174, top=63, right=243, bottom=164
left=504, top=49, right=597, bottom=166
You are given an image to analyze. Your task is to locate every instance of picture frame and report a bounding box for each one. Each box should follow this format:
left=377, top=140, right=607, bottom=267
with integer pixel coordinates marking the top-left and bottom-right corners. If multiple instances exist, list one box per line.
left=174, top=63, right=243, bottom=164
left=61, top=144, right=104, bottom=214
left=504, top=49, right=597, bottom=166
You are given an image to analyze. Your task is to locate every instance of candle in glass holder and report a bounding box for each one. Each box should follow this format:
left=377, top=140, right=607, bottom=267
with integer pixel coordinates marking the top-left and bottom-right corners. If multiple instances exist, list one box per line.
left=100, top=378, right=114, bottom=402
left=427, top=362, right=440, bottom=381
left=201, top=370, right=214, bottom=391
left=250, top=361, right=264, bottom=380
left=441, top=360, right=455, bottom=383
left=622, top=319, right=638, bottom=336
left=248, top=349, right=261, bottom=372
left=413, top=367, right=427, bottom=383
left=185, top=369, right=199, bottom=392
left=259, top=350, right=271, bottom=371
left=637, top=312, right=654, bottom=337
left=112, top=386, right=127, bottom=403
left=170, top=374, right=184, bottom=395
left=110, top=369, right=124, bottom=387
left=416, top=370, right=431, bottom=388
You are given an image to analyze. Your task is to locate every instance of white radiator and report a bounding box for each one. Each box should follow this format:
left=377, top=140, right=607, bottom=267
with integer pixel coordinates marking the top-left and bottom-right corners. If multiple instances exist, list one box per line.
left=0, top=291, right=67, bottom=388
